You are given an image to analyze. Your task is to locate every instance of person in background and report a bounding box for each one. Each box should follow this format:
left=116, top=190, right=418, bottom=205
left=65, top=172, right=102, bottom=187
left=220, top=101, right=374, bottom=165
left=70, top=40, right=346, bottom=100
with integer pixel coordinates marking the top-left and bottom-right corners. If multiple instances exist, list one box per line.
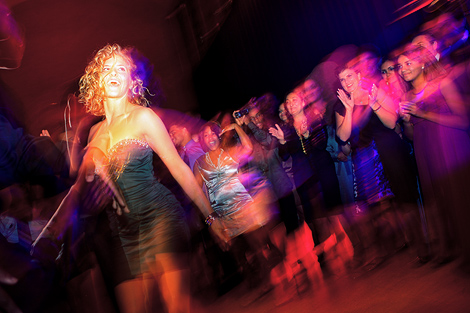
left=169, top=119, right=205, bottom=171
left=398, top=44, right=470, bottom=271
left=336, top=61, right=428, bottom=271
left=270, top=90, right=353, bottom=277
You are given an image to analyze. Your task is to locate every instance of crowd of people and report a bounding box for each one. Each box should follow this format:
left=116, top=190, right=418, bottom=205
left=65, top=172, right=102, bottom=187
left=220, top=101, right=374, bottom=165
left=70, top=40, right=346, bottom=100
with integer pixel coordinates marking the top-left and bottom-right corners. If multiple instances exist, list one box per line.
left=1, top=9, right=470, bottom=313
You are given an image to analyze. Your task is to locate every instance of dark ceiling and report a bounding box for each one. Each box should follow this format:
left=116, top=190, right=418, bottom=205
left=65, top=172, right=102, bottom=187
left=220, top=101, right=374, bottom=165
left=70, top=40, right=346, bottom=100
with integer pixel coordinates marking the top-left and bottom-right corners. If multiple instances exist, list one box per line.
left=2, top=0, right=460, bottom=138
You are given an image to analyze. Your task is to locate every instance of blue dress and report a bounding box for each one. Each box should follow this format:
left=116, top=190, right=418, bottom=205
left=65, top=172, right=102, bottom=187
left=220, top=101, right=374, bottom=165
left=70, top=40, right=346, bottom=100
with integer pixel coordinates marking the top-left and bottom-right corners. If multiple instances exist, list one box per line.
left=105, top=139, right=189, bottom=276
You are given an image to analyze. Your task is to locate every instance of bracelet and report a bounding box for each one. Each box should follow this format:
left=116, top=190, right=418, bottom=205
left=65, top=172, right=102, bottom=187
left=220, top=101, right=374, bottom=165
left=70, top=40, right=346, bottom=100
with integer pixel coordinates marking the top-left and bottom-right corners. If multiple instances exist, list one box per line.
left=372, top=105, right=382, bottom=112
left=204, top=212, right=220, bottom=226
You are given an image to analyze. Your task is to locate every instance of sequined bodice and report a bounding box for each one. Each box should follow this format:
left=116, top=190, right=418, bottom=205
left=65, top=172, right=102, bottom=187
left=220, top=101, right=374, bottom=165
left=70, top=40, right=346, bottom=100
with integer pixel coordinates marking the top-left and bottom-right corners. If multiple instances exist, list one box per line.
left=106, top=138, right=151, bottom=181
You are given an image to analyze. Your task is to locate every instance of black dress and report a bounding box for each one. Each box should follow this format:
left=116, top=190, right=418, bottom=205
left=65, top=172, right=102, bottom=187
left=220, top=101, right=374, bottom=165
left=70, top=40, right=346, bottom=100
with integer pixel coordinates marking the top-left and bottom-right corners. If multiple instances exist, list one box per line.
left=278, top=114, right=343, bottom=222
left=105, top=138, right=189, bottom=276
left=335, top=102, right=419, bottom=211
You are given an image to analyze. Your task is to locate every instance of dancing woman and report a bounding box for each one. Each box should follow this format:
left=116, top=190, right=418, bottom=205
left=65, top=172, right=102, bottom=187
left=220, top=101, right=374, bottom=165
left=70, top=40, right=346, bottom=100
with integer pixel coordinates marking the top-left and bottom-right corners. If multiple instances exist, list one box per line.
left=35, top=44, right=226, bottom=313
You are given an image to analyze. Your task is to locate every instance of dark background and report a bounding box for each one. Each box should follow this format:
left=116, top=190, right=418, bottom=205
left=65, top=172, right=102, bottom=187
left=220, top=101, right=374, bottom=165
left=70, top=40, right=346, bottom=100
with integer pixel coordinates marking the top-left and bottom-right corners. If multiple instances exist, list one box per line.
left=1, top=0, right=462, bottom=138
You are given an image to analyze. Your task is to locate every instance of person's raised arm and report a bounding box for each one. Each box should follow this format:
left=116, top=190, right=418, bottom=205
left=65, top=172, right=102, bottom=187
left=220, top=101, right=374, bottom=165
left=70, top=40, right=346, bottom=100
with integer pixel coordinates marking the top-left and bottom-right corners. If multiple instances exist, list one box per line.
left=219, top=123, right=253, bottom=163
left=336, top=89, right=354, bottom=141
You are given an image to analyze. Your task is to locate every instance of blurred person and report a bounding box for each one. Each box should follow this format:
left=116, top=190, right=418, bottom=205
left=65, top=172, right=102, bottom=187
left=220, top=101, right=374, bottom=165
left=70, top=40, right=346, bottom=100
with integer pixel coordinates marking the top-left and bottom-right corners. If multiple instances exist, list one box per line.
left=412, top=32, right=447, bottom=66
left=34, top=44, right=227, bottom=313
left=379, top=59, right=406, bottom=106
left=278, top=102, right=289, bottom=124
left=269, top=90, right=353, bottom=277
left=193, top=120, right=278, bottom=301
left=336, top=63, right=427, bottom=270
left=235, top=95, right=312, bottom=303
left=299, top=78, right=355, bottom=227
left=398, top=44, right=470, bottom=270
left=168, top=119, right=205, bottom=171
left=347, top=45, right=383, bottom=91
left=0, top=0, right=24, bottom=70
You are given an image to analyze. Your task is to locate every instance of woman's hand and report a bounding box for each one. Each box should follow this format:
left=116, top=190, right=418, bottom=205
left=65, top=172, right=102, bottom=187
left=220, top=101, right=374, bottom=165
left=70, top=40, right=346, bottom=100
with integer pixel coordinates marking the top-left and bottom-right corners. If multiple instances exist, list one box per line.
left=269, top=124, right=285, bottom=144
left=83, top=148, right=129, bottom=215
left=232, top=110, right=248, bottom=126
left=400, top=101, right=423, bottom=118
left=210, top=218, right=230, bottom=245
left=337, top=89, right=354, bottom=111
left=219, top=123, right=237, bottom=136
left=368, top=84, right=378, bottom=105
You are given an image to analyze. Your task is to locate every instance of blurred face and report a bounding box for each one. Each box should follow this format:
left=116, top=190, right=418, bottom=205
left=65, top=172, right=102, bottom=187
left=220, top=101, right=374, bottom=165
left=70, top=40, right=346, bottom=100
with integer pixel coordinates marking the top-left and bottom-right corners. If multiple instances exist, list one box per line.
left=285, top=93, right=305, bottom=116
left=397, top=55, right=423, bottom=82
left=355, top=52, right=378, bottom=78
left=338, top=68, right=360, bottom=93
left=202, top=126, right=220, bottom=151
left=169, top=125, right=185, bottom=148
left=279, top=103, right=288, bottom=122
left=412, top=35, right=438, bottom=57
left=101, top=55, right=133, bottom=99
left=303, top=79, right=321, bottom=104
left=248, top=107, right=264, bottom=129
left=381, top=60, right=397, bottom=83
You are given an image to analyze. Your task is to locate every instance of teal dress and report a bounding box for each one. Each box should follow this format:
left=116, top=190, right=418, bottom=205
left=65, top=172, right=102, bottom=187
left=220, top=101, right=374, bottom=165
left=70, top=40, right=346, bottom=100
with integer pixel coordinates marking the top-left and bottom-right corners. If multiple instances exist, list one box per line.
left=105, top=139, right=189, bottom=276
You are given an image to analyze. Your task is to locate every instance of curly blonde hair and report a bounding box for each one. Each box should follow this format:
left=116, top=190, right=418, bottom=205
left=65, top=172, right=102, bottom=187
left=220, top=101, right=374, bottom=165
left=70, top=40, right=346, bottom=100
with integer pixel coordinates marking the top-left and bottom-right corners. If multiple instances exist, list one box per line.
left=78, top=43, right=150, bottom=116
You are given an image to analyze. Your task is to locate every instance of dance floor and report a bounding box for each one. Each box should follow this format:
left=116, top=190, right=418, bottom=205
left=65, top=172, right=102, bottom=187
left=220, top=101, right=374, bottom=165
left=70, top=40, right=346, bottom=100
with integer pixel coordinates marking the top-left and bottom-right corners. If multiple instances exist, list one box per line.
left=192, top=252, right=470, bottom=313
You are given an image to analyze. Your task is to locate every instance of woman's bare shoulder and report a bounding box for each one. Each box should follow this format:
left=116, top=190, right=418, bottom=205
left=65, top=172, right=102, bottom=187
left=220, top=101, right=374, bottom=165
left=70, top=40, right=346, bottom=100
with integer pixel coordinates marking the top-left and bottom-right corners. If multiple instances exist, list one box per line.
left=88, top=119, right=105, bottom=143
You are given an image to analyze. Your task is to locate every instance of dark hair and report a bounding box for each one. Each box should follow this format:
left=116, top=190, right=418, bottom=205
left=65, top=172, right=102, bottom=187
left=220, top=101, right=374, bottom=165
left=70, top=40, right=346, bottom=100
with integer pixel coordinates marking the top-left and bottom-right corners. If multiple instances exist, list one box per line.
left=198, top=121, right=222, bottom=152
left=397, top=44, right=446, bottom=91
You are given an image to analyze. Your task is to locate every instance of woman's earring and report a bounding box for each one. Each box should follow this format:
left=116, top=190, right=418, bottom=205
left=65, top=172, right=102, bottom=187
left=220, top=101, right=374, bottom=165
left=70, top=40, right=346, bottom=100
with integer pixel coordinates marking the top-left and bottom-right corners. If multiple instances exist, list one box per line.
left=421, top=66, right=425, bottom=70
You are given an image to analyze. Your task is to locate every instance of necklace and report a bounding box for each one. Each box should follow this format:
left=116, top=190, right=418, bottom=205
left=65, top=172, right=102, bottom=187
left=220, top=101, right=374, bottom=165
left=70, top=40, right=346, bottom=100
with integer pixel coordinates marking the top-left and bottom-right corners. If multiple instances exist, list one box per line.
left=207, top=149, right=224, bottom=168
left=298, top=135, right=308, bottom=154
left=294, top=118, right=309, bottom=154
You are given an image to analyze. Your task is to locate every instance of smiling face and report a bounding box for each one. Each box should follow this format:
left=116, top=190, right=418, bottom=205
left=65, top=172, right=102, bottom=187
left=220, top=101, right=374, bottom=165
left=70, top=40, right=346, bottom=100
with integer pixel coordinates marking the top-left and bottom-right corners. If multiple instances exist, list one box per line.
left=201, top=125, right=220, bottom=151
left=285, top=92, right=305, bottom=117
left=338, top=68, right=360, bottom=94
left=169, top=125, right=185, bottom=148
left=101, top=55, right=133, bottom=99
left=397, top=55, right=423, bottom=83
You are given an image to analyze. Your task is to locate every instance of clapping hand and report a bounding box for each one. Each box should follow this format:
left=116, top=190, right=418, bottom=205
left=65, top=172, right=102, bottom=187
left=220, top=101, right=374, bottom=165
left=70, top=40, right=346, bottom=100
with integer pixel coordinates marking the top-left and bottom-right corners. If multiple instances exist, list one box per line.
left=337, top=89, right=354, bottom=111
left=368, top=84, right=378, bottom=106
left=399, top=101, right=421, bottom=118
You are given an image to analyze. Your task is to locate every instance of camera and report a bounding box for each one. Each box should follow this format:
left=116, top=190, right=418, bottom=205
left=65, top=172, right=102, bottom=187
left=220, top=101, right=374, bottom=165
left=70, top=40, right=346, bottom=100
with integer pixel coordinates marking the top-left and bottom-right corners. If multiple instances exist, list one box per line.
left=234, top=108, right=249, bottom=119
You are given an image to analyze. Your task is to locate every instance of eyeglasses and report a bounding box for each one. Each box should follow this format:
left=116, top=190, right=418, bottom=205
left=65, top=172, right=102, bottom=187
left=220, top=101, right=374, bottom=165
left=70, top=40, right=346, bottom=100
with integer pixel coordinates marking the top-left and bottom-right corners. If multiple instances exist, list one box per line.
left=381, top=66, right=396, bottom=75
left=250, top=112, right=263, bottom=121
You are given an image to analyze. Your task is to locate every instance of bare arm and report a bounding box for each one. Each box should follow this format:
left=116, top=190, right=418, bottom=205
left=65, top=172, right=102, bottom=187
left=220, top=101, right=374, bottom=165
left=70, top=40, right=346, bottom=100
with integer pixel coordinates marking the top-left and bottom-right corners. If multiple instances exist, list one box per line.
left=370, top=86, right=398, bottom=129
left=220, top=123, right=253, bottom=163
left=336, top=89, right=354, bottom=141
left=138, top=108, right=228, bottom=241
